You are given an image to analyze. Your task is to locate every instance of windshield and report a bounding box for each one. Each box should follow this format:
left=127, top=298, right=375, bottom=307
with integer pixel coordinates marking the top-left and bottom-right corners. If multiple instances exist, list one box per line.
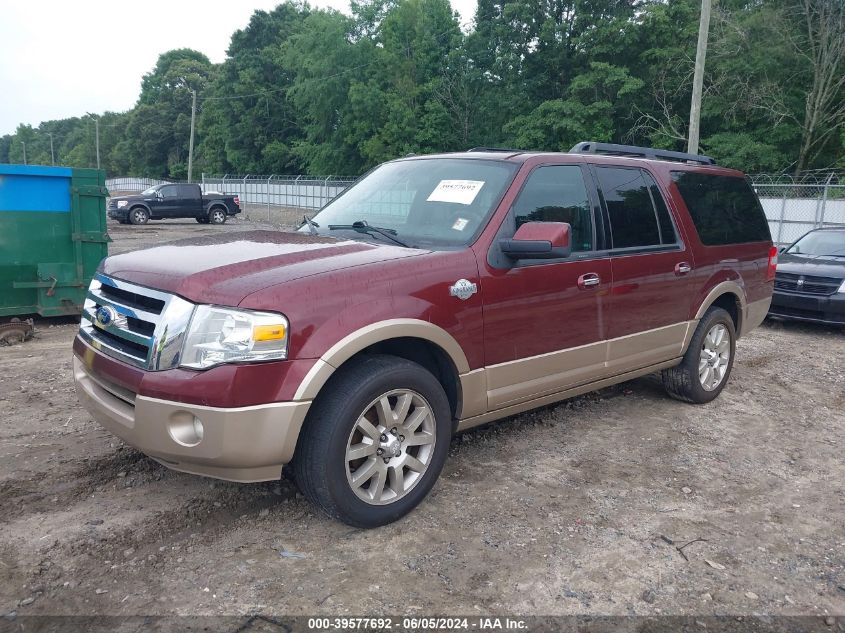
left=141, top=185, right=161, bottom=195
left=786, top=230, right=845, bottom=256
left=303, top=158, right=518, bottom=247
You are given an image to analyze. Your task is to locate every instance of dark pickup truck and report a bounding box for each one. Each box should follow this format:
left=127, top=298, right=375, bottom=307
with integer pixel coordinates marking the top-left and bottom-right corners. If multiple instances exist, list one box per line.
left=107, top=183, right=241, bottom=225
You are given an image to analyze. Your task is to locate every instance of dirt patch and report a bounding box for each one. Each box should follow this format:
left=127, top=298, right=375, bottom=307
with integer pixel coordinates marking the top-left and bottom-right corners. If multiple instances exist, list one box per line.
left=0, top=220, right=844, bottom=620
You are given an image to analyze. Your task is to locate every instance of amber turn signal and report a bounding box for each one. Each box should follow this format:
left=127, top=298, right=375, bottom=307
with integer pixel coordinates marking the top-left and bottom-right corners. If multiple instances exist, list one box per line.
left=253, top=324, right=287, bottom=342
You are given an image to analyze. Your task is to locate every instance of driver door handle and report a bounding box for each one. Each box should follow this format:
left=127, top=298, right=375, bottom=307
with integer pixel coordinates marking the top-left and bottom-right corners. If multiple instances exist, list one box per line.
left=674, top=262, right=692, bottom=276
left=577, top=273, right=601, bottom=289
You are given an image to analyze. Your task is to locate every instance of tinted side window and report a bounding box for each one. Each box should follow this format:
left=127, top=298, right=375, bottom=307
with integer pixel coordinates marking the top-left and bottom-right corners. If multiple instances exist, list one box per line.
left=511, top=166, right=593, bottom=252
left=596, top=167, right=662, bottom=249
left=642, top=172, right=678, bottom=244
left=179, top=184, right=200, bottom=199
left=160, top=185, right=179, bottom=198
left=671, top=172, right=771, bottom=245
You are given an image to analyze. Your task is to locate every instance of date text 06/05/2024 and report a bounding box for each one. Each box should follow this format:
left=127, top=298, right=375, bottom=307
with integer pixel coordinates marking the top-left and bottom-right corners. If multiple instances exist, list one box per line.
left=306, top=616, right=528, bottom=630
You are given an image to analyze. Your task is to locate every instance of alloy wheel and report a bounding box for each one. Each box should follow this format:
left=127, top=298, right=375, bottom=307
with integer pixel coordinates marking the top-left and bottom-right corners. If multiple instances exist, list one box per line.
left=699, top=323, right=731, bottom=391
left=345, top=389, right=436, bottom=505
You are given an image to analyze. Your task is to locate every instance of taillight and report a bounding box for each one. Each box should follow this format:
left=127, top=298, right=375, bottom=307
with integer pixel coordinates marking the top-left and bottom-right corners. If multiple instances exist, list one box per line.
left=234, top=196, right=240, bottom=206
left=766, top=246, right=778, bottom=282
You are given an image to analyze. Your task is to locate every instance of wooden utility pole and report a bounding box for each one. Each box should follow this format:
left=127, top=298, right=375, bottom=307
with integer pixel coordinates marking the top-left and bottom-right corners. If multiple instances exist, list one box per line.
left=187, top=90, right=197, bottom=183
left=688, top=0, right=712, bottom=155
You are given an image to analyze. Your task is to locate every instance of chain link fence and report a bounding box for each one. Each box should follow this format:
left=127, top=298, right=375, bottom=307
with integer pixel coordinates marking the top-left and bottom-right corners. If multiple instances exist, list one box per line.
left=105, top=177, right=175, bottom=193
left=105, top=174, right=358, bottom=226
left=751, top=180, right=845, bottom=246
left=201, top=174, right=357, bottom=225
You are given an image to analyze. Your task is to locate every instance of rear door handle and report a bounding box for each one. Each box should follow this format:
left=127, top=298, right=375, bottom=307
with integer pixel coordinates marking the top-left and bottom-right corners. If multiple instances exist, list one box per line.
left=577, top=273, right=601, bottom=289
left=674, top=262, right=692, bottom=276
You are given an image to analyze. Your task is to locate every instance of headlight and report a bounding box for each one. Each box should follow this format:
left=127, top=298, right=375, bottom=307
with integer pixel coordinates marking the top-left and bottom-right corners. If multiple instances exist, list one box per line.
left=180, top=305, right=288, bottom=369
left=117, top=200, right=128, bottom=208
left=839, top=279, right=845, bottom=293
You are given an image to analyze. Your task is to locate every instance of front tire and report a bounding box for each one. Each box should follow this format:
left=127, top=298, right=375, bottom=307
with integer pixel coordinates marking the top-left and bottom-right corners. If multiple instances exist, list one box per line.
left=662, top=306, right=736, bottom=404
left=129, top=207, right=149, bottom=225
left=292, top=355, right=452, bottom=528
left=208, top=207, right=227, bottom=225
left=196, top=216, right=209, bottom=224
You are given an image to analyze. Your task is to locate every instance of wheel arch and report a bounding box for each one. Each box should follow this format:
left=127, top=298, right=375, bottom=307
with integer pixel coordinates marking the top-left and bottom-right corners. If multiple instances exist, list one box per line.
left=693, top=281, right=745, bottom=336
left=293, top=319, right=470, bottom=423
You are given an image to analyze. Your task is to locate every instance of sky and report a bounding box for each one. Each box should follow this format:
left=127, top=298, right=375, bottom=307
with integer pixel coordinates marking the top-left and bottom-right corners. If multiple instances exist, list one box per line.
left=0, top=0, right=478, bottom=136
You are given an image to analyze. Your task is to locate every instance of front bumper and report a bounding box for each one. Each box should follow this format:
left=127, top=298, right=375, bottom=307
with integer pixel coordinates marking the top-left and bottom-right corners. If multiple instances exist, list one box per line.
left=769, top=289, right=845, bottom=325
left=73, top=356, right=312, bottom=482
left=107, top=208, right=128, bottom=221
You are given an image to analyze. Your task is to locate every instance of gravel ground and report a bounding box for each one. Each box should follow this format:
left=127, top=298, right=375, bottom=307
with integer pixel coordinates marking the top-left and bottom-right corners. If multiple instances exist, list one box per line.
left=1, top=217, right=844, bottom=626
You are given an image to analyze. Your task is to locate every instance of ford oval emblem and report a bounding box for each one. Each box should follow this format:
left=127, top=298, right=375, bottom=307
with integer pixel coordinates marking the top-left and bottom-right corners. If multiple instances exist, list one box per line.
left=95, top=305, right=118, bottom=327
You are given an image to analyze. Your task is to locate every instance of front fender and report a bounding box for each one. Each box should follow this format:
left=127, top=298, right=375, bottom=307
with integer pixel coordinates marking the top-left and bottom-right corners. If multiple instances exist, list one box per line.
left=238, top=249, right=484, bottom=399
left=293, top=317, right=471, bottom=401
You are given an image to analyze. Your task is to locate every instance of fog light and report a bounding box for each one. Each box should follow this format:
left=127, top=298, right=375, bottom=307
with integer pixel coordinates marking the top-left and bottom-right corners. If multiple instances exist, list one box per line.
left=168, top=414, right=204, bottom=447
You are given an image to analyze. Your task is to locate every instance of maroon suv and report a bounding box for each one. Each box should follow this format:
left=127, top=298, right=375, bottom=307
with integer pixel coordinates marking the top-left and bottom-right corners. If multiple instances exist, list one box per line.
left=73, top=142, right=776, bottom=527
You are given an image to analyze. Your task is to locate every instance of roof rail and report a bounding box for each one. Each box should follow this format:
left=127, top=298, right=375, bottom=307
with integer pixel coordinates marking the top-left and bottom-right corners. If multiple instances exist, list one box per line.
left=467, top=147, right=528, bottom=153
left=569, top=141, right=716, bottom=166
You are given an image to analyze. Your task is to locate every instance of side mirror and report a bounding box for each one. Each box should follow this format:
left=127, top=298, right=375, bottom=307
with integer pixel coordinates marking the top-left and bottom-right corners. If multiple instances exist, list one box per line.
left=155, top=191, right=163, bottom=199
left=498, top=222, right=572, bottom=260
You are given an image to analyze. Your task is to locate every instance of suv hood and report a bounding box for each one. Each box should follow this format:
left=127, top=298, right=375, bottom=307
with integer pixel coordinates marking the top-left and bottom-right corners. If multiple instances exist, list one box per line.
left=109, top=194, right=148, bottom=203
left=101, top=230, right=426, bottom=305
left=777, top=252, right=845, bottom=279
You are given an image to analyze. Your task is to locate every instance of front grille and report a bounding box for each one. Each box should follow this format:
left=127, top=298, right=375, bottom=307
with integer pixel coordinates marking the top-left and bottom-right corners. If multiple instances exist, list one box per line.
left=79, top=274, right=195, bottom=370
left=99, top=284, right=165, bottom=313
left=774, top=272, right=841, bottom=296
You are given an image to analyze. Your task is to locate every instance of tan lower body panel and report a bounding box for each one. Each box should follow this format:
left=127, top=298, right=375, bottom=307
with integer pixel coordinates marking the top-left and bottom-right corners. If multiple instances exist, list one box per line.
left=73, top=357, right=311, bottom=483
left=457, top=358, right=680, bottom=431
left=742, top=297, right=772, bottom=336
left=483, top=321, right=693, bottom=410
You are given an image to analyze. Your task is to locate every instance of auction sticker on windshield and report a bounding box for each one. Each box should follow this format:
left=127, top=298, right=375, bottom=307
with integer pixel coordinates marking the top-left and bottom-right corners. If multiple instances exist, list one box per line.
left=427, top=180, right=485, bottom=205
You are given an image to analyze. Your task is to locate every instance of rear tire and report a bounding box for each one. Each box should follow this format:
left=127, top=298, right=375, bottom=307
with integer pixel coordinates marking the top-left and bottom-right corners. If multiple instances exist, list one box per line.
left=129, top=207, right=149, bottom=225
left=292, top=354, right=452, bottom=528
left=208, top=207, right=227, bottom=225
left=662, top=306, right=736, bottom=404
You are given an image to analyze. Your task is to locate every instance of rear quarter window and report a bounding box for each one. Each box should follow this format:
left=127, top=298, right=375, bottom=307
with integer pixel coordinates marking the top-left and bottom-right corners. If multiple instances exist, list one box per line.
left=671, top=172, right=771, bottom=245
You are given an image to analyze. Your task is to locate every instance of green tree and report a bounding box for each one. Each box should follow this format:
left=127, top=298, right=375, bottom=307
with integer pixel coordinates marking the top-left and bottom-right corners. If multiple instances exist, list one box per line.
left=281, top=9, right=362, bottom=173
left=2, top=0, right=844, bottom=175
left=119, top=49, right=214, bottom=177
left=505, top=62, right=644, bottom=150
left=348, top=0, right=463, bottom=166
left=199, top=3, right=310, bottom=174
left=0, top=135, right=11, bottom=163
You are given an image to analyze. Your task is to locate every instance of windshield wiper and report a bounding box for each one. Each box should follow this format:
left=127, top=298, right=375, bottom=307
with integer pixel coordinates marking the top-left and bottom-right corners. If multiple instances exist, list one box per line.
left=301, top=214, right=319, bottom=235
left=328, top=220, right=410, bottom=248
